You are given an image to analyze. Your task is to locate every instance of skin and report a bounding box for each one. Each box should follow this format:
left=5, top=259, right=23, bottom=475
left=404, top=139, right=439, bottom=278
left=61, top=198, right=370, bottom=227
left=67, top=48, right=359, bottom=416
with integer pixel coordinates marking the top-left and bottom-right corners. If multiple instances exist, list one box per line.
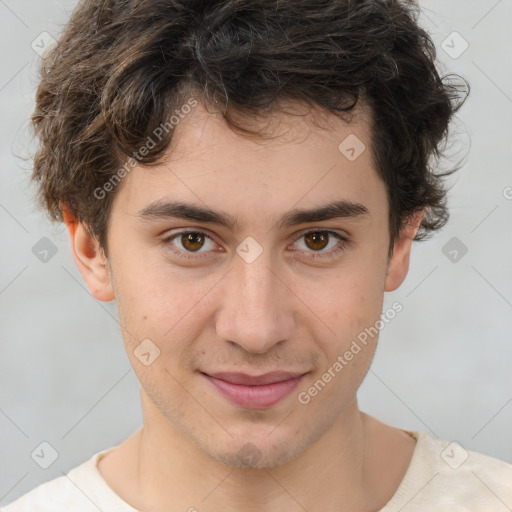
left=63, top=98, right=422, bottom=511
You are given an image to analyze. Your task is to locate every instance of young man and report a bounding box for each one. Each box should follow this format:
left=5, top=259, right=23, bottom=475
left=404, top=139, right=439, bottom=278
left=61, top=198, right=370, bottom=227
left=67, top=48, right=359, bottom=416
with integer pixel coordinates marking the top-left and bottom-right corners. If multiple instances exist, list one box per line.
left=3, top=0, right=511, bottom=510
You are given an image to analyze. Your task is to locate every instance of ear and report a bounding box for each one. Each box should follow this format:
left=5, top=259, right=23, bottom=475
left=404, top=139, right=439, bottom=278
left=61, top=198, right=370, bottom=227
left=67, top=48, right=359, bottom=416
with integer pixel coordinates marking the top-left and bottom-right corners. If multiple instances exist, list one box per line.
left=385, top=211, right=423, bottom=292
left=61, top=203, right=114, bottom=302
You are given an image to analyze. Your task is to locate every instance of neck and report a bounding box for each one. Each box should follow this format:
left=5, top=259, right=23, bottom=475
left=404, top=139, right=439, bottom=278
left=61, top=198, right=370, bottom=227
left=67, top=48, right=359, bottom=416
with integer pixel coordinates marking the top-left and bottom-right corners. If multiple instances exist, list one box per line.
left=128, top=397, right=389, bottom=511
left=98, top=393, right=416, bottom=511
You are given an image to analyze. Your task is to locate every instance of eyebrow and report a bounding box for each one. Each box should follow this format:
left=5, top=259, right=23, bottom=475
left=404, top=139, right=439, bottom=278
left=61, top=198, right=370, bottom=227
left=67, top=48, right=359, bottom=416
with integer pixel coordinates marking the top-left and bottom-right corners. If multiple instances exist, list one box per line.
left=136, top=199, right=369, bottom=231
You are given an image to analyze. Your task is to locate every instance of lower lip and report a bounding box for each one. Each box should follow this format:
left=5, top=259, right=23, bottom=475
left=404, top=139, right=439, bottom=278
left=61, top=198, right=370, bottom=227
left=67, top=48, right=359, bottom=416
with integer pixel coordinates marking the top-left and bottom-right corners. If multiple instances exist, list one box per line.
left=203, top=374, right=305, bottom=409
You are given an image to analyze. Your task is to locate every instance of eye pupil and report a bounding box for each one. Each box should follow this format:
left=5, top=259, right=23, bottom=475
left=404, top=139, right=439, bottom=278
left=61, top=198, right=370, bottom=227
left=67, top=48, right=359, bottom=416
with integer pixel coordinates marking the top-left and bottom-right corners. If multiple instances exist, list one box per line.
left=182, top=233, right=205, bottom=251
left=304, top=232, right=329, bottom=251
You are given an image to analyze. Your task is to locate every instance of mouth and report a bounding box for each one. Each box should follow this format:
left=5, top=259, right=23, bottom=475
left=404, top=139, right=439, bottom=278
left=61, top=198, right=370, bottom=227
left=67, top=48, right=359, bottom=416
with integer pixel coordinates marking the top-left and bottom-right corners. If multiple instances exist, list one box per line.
left=201, top=371, right=308, bottom=410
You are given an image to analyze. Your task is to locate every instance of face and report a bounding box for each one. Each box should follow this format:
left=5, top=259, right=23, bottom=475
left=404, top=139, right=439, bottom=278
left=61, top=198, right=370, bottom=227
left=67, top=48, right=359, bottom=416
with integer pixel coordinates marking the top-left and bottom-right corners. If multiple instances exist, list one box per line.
left=71, top=98, right=419, bottom=469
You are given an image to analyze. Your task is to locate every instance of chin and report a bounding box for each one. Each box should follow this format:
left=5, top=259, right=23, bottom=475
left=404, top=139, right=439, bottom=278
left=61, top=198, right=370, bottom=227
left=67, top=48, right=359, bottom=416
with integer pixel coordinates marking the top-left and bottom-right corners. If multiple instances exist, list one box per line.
left=198, top=427, right=311, bottom=469
left=208, top=442, right=304, bottom=469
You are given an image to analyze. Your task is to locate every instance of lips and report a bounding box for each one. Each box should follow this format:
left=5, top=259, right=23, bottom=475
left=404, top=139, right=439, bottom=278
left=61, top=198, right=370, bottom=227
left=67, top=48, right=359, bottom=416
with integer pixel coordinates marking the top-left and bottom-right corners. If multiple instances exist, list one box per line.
left=201, top=371, right=307, bottom=409
left=205, top=371, right=305, bottom=386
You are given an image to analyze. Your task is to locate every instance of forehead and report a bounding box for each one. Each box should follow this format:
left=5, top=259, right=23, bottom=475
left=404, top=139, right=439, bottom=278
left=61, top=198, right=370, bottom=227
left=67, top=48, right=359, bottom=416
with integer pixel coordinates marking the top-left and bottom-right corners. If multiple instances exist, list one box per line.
left=112, top=99, right=386, bottom=227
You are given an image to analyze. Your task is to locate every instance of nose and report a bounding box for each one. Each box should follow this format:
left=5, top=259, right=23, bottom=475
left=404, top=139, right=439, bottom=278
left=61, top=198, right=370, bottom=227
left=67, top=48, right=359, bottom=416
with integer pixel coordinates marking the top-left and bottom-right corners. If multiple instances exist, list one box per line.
left=215, top=246, right=296, bottom=355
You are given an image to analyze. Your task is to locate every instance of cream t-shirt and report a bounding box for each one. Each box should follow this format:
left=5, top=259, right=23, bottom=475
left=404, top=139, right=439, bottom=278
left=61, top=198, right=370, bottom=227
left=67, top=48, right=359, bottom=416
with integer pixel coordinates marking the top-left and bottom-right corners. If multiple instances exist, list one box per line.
left=2, top=431, right=511, bottom=511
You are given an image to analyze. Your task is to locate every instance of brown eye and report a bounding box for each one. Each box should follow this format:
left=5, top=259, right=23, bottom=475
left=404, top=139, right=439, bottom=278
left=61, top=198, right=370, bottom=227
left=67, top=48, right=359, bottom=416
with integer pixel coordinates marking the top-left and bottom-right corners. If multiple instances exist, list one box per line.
left=181, top=232, right=206, bottom=252
left=303, top=231, right=330, bottom=251
left=162, top=230, right=218, bottom=259
left=292, top=229, right=349, bottom=260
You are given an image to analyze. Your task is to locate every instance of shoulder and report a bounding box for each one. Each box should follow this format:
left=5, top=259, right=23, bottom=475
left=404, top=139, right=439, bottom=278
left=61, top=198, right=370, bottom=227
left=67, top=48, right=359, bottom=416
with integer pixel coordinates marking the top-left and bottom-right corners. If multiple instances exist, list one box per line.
left=382, top=431, right=512, bottom=511
left=1, top=448, right=136, bottom=512
left=1, top=471, right=90, bottom=512
left=420, top=432, right=512, bottom=487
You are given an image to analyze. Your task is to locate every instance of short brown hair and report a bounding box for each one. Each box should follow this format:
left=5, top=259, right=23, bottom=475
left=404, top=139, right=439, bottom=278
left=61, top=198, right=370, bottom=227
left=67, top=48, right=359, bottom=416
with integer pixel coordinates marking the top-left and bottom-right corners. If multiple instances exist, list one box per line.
left=30, top=0, right=469, bottom=257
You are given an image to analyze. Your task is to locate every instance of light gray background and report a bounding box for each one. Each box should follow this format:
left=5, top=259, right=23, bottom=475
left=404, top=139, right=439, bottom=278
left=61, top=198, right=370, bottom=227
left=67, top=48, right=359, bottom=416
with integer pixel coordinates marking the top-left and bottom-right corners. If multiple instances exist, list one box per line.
left=1, top=0, right=511, bottom=506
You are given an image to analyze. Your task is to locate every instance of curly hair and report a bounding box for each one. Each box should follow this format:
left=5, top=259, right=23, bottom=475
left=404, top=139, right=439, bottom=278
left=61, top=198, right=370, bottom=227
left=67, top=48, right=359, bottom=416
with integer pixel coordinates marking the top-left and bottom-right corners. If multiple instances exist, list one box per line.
left=31, top=0, right=469, bottom=257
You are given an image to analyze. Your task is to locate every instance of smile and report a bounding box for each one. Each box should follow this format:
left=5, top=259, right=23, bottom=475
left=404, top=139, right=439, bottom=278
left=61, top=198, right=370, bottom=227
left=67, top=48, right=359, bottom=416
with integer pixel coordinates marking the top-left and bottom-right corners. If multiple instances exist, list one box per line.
left=201, top=371, right=307, bottom=409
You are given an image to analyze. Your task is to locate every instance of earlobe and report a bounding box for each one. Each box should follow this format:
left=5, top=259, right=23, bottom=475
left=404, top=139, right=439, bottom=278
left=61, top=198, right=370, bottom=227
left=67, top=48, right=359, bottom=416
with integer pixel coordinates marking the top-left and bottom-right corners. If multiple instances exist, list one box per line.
left=62, top=204, right=114, bottom=302
left=384, top=211, right=423, bottom=292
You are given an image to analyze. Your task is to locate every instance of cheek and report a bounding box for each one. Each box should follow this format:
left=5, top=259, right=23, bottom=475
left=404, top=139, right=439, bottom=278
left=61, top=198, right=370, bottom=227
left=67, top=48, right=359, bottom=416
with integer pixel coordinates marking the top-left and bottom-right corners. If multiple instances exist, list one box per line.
left=112, top=258, right=217, bottom=372
left=304, top=262, right=386, bottom=344
left=309, top=274, right=384, bottom=397
left=111, top=241, right=192, bottom=321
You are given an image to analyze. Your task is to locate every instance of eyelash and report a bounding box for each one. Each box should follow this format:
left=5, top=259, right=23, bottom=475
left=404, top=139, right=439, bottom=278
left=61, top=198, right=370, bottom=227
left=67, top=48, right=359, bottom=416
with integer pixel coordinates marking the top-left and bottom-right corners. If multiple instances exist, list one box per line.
left=161, top=229, right=349, bottom=261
